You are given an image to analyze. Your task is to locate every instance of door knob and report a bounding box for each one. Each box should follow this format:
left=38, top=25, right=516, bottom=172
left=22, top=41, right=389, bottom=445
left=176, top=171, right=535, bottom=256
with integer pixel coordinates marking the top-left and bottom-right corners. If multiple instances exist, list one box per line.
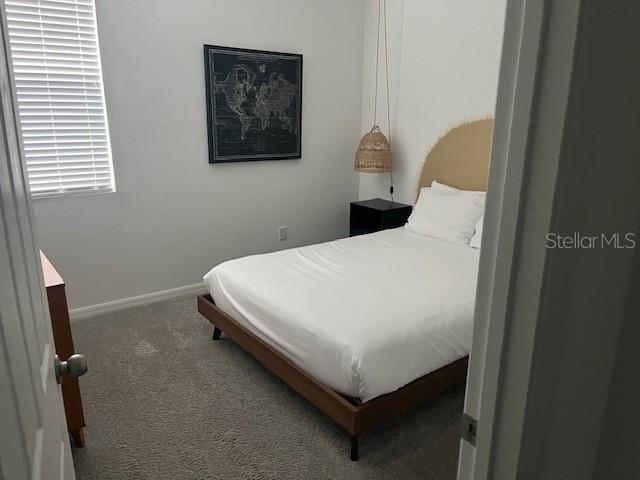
left=55, top=354, right=87, bottom=384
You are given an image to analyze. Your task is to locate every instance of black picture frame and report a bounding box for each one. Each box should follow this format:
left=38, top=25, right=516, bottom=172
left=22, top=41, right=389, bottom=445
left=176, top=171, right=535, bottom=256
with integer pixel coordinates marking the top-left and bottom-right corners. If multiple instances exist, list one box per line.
left=204, top=45, right=303, bottom=163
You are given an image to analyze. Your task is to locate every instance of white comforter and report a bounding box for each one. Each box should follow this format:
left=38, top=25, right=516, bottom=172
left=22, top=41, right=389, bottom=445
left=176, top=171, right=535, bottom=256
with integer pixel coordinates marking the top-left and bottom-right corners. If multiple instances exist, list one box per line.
left=203, top=227, right=479, bottom=402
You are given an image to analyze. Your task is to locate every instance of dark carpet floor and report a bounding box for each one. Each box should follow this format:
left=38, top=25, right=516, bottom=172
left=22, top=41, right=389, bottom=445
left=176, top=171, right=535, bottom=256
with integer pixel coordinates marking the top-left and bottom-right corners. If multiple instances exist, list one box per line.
left=71, top=297, right=463, bottom=479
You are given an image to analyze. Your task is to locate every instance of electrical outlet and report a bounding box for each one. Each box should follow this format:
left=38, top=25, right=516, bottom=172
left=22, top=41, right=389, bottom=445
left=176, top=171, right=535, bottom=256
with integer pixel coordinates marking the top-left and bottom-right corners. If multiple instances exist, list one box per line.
left=279, top=226, right=287, bottom=241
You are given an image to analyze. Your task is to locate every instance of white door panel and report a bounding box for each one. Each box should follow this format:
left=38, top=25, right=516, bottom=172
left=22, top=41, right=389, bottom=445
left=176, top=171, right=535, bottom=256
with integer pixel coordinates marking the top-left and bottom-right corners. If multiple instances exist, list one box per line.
left=0, top=3, right=75, bottom=479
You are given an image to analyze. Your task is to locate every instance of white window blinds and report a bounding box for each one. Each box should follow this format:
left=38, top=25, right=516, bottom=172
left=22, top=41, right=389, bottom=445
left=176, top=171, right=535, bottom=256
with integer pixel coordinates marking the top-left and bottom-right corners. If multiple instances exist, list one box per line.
left=5, top=0, right=115, bottom=198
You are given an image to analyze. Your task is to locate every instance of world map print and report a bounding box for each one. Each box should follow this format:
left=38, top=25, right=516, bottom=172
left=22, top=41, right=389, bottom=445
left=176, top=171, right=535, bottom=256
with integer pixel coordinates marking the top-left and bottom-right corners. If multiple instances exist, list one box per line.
left=204, top=46, right=302, bottom=163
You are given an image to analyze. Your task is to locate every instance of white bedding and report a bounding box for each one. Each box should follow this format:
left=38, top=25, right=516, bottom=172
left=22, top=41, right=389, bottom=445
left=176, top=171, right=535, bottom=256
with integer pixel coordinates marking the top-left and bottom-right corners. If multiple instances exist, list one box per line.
left=203, top=227, right=480, bottom=402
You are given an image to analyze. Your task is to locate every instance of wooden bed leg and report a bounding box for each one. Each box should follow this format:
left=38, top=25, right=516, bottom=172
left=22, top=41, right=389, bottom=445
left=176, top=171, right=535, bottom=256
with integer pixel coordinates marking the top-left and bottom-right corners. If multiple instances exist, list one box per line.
left=350, top=434, right=359, bottom=461
left=212, top=327, right=222, bottom=340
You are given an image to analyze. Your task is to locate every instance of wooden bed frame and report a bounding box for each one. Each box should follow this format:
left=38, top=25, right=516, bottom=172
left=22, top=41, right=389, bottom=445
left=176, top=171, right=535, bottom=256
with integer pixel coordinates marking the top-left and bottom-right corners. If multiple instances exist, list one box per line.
left=198, top=294, right=468, bottom=460
left=197, top=119, right=493, bottom=460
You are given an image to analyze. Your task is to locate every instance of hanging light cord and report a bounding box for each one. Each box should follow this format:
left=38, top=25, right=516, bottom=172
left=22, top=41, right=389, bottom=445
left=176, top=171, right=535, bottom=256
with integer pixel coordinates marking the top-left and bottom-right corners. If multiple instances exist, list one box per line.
left=372, top=0, right=394, bottom=202
left=373, top=0, right=382, bottom=126
left=383, top=0, right=394, bottom=202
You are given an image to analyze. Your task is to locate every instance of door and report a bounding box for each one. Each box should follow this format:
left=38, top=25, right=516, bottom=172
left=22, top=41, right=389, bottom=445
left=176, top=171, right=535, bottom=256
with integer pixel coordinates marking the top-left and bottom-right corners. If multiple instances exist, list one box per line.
left=459, top=0, right=640, bottom=478
left=0, top=7, right=75, bottom=480
left=456, top=0, right=551, bottom=477
left=458, top=0, right=581, bottom=476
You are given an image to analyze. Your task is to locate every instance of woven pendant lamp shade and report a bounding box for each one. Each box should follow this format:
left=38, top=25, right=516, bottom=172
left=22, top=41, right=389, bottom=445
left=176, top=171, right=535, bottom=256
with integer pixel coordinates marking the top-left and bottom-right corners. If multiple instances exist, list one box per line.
left=354, top=125, right=392, bottom=173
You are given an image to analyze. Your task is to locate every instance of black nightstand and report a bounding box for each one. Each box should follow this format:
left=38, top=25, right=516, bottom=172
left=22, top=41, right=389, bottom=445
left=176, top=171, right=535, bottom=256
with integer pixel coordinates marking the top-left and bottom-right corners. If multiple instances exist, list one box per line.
left=350, top=198, right=412, bottom=237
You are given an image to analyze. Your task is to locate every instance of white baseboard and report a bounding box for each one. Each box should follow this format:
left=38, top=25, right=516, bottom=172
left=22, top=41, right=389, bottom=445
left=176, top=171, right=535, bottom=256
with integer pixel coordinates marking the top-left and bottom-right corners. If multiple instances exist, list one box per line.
left=69, top=282, right=207, bottom=321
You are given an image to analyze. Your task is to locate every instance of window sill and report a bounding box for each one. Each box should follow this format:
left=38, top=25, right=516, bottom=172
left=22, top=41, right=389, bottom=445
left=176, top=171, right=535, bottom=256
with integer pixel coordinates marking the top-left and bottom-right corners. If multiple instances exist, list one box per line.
left=32, top=187, right=116, bottom=201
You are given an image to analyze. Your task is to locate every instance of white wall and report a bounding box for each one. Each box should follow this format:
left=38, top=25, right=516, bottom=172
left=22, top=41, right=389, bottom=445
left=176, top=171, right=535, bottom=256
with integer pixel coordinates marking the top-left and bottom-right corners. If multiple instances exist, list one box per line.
left=33, top=0, right=364, bottom=309
left=359, top=0, right=506, bottom=205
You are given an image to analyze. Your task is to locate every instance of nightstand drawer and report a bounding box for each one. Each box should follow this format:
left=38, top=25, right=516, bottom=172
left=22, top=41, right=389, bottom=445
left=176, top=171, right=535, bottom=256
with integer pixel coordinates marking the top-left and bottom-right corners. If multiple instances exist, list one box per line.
left=350, top=198, right=412, bottom=236
left=349, top=225, right=372, bottom=237
left=350, top=203, right=383, bottom=230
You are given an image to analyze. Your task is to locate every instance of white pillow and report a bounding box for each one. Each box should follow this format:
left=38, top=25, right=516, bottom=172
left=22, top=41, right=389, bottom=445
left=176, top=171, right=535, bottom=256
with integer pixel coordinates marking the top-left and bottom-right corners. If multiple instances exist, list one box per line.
left=406, top=187, right=484, bottom=245
left=469, top=214, right=484, bottom=249
left=431, top=180, right=486, bottom=248
left=431, top=180, right=485, bottom=197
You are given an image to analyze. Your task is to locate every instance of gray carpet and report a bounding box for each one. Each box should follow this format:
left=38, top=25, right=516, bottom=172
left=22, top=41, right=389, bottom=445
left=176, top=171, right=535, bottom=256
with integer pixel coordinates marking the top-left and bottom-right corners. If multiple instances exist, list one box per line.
left=71, top=297, right=463, bottom=479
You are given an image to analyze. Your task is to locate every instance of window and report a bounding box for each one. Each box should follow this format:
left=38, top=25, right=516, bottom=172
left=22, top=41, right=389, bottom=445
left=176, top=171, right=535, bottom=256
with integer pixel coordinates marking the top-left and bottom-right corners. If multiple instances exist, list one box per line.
left=5, top=0, right=115, bottom=198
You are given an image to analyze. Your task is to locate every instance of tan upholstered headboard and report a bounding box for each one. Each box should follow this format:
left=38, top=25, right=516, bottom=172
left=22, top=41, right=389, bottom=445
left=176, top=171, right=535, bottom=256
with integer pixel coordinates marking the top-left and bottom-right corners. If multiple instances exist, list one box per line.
left=417, top=119, right=494, bottom=197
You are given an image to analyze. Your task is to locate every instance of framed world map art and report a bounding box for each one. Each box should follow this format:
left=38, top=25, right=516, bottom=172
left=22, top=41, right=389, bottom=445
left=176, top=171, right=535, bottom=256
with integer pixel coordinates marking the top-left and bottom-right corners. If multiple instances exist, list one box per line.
left=204, top=45, right=302, bottom=163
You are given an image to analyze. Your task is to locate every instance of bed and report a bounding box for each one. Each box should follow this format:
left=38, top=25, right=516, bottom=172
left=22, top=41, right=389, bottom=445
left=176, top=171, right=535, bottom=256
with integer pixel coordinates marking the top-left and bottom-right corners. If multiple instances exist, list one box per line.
left=197, top=119, right=494, bottom=460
